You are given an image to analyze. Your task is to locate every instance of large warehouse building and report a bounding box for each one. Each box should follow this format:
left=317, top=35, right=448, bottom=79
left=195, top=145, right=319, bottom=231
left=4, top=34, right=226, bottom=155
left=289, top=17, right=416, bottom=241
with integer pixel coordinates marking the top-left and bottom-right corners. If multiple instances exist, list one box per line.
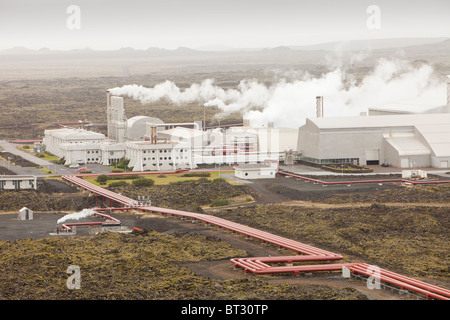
left=298, top=114, right=450, bottom=168
left=298, top=76, right=450, bottom=169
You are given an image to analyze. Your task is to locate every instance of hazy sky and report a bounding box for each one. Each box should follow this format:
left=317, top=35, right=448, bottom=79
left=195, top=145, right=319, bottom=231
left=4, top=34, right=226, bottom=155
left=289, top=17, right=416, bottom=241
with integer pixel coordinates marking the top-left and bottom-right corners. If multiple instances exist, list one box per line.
left=0, top=0, right=449, bottom=50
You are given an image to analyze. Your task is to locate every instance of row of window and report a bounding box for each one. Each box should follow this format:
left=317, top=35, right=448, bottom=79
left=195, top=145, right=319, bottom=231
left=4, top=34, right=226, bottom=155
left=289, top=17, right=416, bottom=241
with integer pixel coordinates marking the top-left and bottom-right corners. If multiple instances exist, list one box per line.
left=143, top=156, right=189, bottom=161
left=143, top=163, right=174, bottom=167
left=68, top=140, right=102, bottom=144
left=142, top=149, right=187, bottom=154
left=300, top=157, right=360, bottom=165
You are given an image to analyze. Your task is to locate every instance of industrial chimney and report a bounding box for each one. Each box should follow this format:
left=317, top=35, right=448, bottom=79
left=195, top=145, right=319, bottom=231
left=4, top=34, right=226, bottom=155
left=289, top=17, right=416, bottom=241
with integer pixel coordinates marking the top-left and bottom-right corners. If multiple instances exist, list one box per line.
left=447, top=75, right=450, bottom=113
left=316, top=96, right=324, bottom=118
left=106, top=91, right=111, bottom=138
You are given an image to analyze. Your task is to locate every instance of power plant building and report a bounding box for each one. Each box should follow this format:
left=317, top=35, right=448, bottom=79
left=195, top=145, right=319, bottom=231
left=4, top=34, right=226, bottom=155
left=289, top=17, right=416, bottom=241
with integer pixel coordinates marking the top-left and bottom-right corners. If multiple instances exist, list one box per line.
left=297, top=113, right=450, bottom=168
left=43, top=92, right=294, bottom=171
left=298, top=76, right=450, bottom=169
left=44, top=76, right=450, bottom=171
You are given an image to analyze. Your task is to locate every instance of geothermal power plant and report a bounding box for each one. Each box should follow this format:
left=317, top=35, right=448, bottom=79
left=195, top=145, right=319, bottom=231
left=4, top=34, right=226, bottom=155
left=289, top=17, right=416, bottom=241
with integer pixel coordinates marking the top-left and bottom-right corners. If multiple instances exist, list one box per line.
left=43, top=76, right=450, bottom=170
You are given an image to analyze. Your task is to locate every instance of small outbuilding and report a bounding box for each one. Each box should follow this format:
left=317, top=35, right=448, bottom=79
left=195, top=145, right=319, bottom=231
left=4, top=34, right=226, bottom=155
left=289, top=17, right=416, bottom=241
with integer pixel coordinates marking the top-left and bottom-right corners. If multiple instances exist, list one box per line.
left=18, top=207, right=33, bottom=220
left=402, top=170, right=427, bottom=179
left=0, top=175, right=37, bottom=190
left=234, top=163, right=277, bottom=180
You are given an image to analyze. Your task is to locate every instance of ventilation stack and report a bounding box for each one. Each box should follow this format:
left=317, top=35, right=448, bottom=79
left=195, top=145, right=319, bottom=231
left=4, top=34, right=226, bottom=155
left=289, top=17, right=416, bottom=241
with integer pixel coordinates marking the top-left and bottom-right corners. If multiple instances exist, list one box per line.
left=316, top=96, right=324, bottom=118
left=107, top=94, right=126, bottom=143
left=106, top=91, right=111, bottom=138
left=447, top=75, right=450, bottom=113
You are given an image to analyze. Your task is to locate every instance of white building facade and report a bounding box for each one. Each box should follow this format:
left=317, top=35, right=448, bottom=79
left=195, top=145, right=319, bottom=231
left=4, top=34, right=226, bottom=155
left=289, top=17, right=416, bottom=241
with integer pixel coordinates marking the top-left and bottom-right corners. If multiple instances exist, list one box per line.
left=298, top=114, right=450, bottom=168
left=0, top=176, right=37, bottom=190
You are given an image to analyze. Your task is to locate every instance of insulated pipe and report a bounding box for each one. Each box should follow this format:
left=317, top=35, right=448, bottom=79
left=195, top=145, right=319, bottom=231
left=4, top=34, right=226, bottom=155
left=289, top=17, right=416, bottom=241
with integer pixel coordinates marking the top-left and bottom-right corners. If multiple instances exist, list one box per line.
left=356, top=263, right=450, bottom=298
left=277, top=171, right=450, bottom=186
left=62, top=172, right=450, bottom=300
left=61, top=211, right=121, bottom=232
left=447, top=75, right=450, bottom=114
left=348, top=264, right=449, bottom=300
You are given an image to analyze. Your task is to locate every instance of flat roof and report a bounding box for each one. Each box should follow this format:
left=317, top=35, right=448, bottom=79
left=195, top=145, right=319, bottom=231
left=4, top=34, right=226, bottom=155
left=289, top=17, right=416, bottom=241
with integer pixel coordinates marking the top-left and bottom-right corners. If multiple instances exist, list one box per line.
left=0, top=175, right=37, bottom=180
left=308, top=113, right=450, bottom=130
left=45, top=128, right=105, bottom=140
left=234, top=163, right=275, bottom=170
left=159, top=127, right=204, bottom=138
left=369, top=96, right=446, bottom=114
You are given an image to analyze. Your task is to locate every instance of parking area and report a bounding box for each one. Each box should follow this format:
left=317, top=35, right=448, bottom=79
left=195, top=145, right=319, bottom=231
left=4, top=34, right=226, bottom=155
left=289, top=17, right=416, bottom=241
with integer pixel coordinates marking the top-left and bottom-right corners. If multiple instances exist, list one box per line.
left=0, top=212, right=66, bottom=241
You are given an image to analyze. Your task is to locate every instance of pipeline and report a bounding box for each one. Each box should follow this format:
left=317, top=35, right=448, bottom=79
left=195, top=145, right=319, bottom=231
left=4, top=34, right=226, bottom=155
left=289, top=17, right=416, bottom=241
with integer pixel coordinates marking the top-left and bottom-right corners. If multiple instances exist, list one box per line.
left=59, top=211, right=121, bottom=232
left=278, top=170, right=450, bottom=186
left=71, top=165, right=450, bottom=187
left=60, top=173, right=450, bottom=300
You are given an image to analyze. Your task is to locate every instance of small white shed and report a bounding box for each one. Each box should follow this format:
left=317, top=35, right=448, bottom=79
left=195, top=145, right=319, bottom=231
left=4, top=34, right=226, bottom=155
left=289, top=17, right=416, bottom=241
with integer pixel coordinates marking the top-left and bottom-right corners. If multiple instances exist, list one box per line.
left=234, top=163, right=277, bottom=180
left=18, top=207, right=33, bottom=220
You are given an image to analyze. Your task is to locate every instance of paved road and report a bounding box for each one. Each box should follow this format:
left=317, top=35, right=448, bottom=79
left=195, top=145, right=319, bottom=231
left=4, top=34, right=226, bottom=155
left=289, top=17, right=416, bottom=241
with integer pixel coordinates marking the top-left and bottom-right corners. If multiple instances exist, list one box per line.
left=0, top=140, right=85, bottom=176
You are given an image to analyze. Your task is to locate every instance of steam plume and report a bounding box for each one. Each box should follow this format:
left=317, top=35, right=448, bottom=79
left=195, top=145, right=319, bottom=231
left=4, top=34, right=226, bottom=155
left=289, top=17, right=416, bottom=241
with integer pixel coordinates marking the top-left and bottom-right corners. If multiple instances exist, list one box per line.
left=108, top=58, right=446, bottom=128
left=57, top=209, right=96, bottom=224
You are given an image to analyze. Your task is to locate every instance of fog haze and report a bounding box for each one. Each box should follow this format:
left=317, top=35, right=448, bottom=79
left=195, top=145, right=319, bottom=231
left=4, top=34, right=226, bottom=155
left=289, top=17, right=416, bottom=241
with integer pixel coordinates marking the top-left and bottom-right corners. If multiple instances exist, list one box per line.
left=1, top=0, right=449, bottom=50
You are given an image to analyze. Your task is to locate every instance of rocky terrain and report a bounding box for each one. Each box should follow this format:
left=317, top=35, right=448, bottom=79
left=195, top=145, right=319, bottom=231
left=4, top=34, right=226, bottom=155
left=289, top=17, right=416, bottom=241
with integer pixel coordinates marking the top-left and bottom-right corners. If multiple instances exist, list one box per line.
left=0, top=175, right=448, bottom=300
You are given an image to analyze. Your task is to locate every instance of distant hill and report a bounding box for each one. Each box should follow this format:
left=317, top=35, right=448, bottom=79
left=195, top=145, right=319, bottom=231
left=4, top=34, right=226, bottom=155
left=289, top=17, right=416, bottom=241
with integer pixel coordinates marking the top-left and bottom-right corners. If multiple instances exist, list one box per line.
left=1, top=37, right=448, bottom=55
left=288, top=37, right=449, bottom=52
left=0, top=37, right=448, bottom=81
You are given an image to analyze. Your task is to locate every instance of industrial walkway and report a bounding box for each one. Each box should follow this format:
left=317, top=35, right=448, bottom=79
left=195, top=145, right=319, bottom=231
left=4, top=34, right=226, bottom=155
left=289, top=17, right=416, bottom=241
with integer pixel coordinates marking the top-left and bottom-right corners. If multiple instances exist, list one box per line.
left=61, top=173, right=450, bottom=300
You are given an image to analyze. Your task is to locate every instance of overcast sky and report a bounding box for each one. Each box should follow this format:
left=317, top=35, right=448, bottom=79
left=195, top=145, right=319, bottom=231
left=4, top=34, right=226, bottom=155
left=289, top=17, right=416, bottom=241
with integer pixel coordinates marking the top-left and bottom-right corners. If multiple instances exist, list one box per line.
left=0, top=0, right=449, bottom=50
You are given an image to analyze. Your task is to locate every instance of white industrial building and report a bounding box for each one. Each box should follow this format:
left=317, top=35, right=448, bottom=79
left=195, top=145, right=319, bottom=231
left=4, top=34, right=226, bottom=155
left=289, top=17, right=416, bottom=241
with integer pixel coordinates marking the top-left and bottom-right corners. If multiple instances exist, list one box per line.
left=43, top=91, right=296, bottom=171
left=0, top=176, right=38, bottom=190
left=298, top=113, right=450, bottom=168
left=298, top=76, right=450, bottom=169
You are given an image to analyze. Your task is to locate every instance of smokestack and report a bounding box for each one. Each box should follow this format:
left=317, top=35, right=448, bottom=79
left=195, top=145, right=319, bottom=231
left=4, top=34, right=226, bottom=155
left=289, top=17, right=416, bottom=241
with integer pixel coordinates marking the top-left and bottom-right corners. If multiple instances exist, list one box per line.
left=316, top=96, right=324, bottom=118
left=106, top=91, right=111, bottom=138
left=447, top=75, right=450, bottom=113
left=107, top=90, right=111, bottom=109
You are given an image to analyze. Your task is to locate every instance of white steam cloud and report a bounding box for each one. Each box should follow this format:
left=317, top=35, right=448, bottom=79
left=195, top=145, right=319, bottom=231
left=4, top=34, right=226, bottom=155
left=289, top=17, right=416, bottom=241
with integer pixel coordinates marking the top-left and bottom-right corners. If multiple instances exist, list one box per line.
left=57, top=209, right=96, bottom=224
left=108, top=58, right=446, bottom=128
